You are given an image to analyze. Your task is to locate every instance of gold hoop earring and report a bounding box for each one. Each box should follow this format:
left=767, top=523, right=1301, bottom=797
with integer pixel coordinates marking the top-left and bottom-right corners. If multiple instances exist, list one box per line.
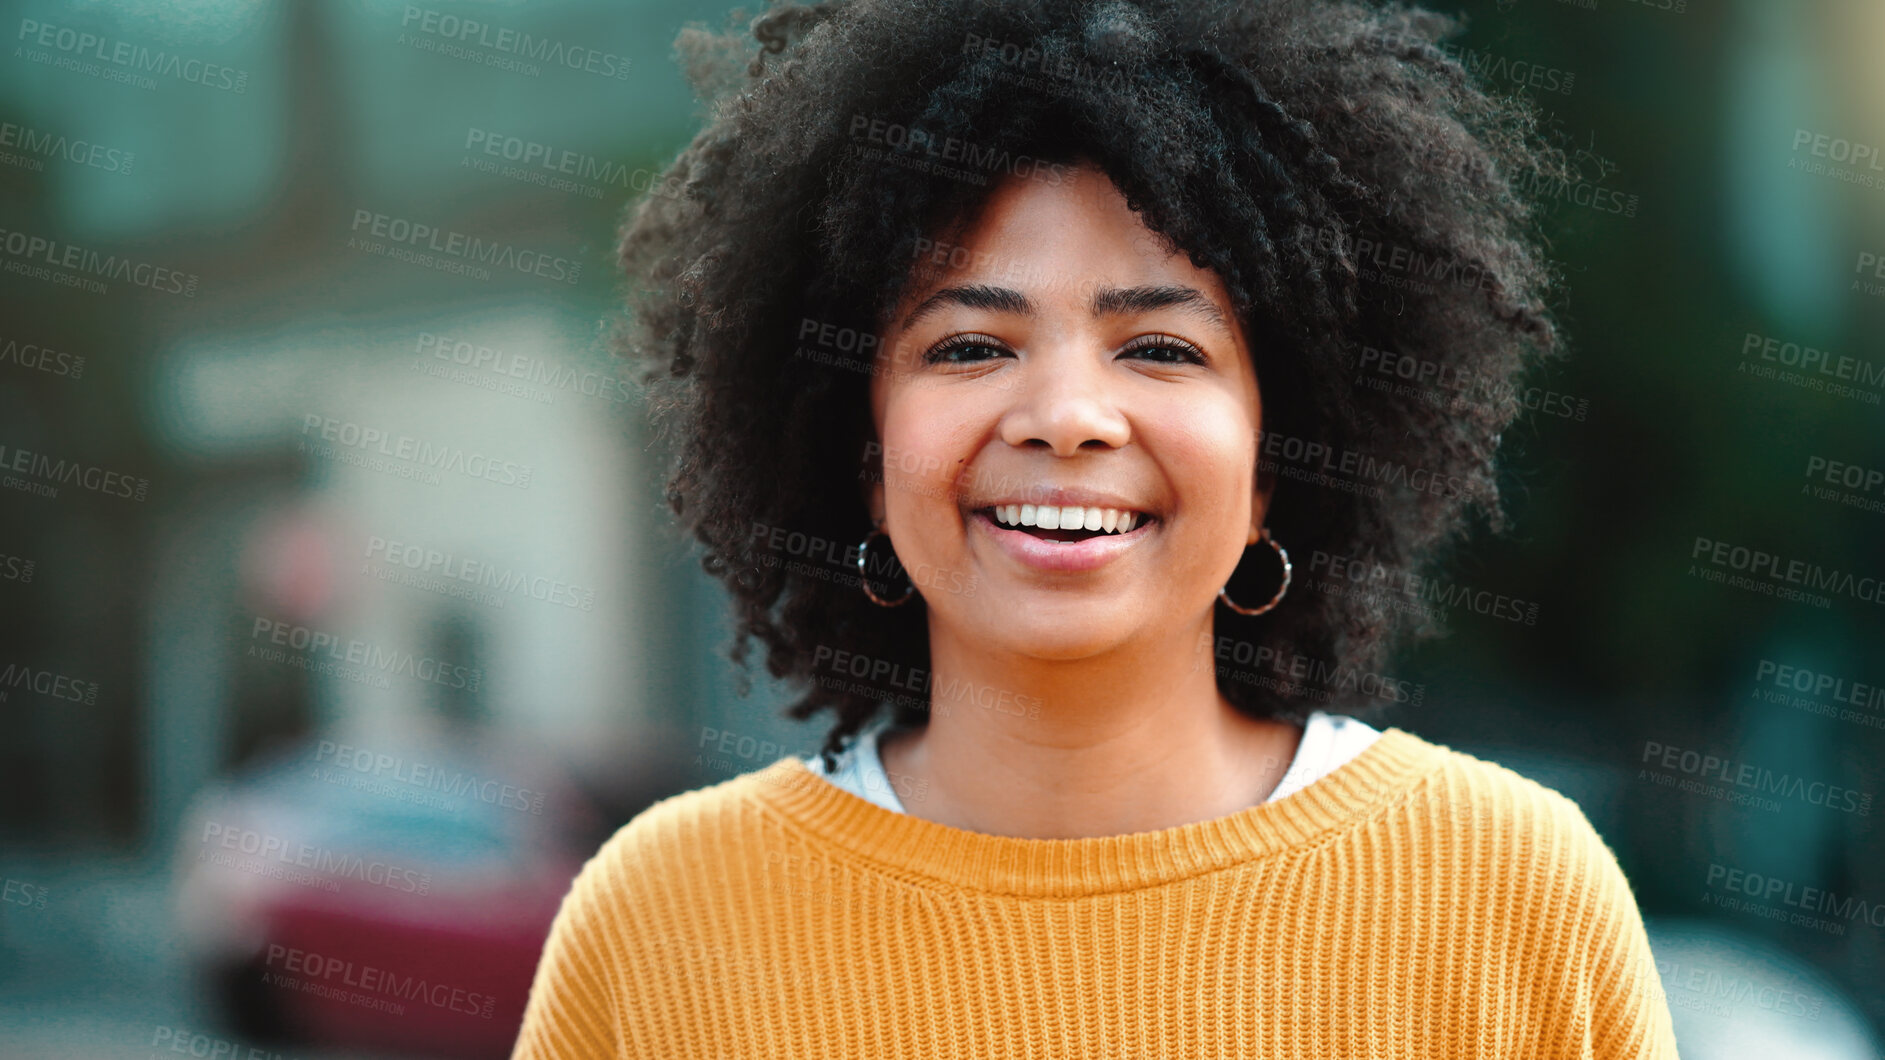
left=1218, top=527, right=1291, bottom=616
left=856, top=528, right=917, bottom=607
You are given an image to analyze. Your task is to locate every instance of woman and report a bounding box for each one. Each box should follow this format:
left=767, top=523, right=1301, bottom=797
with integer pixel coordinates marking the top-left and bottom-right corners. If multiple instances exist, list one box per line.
left=514, top=0, right=1681, bottom=1056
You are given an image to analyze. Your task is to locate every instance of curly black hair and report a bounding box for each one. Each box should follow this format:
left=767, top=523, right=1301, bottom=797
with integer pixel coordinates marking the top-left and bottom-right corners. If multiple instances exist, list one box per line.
left=613, top=0, right=1577, bottom=771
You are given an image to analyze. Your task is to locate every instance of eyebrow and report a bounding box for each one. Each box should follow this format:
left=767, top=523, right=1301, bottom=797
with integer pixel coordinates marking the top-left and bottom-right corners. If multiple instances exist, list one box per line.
left=897, top=282, right=1233, bottom=335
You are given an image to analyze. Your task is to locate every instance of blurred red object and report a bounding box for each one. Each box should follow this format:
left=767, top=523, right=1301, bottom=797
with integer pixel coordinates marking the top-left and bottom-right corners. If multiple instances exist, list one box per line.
left=174, top=733, right=603, bottom=1058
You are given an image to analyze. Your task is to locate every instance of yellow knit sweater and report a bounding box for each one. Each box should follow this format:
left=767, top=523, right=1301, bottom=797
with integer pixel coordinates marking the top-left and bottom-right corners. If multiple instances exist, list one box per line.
left=510, top=727, right=1682, bottom=1058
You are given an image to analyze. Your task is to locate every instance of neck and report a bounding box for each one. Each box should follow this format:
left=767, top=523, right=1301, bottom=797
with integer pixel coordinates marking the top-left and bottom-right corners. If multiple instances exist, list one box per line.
left=880, top=615, right=1304, bottom=839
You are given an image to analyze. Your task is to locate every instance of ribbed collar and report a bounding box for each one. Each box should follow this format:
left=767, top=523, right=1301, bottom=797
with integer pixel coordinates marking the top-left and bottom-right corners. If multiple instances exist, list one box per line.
left=743, top=727, right=1447, bottom=898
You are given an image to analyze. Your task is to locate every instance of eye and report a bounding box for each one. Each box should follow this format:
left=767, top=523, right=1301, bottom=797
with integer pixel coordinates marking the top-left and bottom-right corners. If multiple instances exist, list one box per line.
left=1118, top=334, right=1208, bottom=365
left=922, top=333, right=1010, bottom=365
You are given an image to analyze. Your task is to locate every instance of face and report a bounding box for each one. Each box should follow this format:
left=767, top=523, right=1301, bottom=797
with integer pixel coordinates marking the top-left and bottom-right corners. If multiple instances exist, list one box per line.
left=865, top=160, right=1274, bottom=662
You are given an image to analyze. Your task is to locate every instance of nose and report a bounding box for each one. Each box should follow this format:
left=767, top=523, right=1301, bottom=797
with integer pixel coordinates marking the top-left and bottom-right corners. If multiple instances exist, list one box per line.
left=996, top=341, right=1131, bottom=456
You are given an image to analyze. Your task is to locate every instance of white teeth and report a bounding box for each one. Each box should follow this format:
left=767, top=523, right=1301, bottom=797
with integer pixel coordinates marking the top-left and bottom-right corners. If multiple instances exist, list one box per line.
left=989, top=504, right=1147, bottom=534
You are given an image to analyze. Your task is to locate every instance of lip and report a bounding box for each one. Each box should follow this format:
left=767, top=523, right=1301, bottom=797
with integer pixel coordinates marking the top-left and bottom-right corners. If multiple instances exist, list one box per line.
left=968, top=507, right=1158, bottom=573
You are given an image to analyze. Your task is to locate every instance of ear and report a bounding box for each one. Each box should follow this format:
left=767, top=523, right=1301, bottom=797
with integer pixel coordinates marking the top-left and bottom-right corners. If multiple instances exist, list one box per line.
left=1250, top=462, right=1278, bottom=545
left=860, top=448, right=886, bottom=530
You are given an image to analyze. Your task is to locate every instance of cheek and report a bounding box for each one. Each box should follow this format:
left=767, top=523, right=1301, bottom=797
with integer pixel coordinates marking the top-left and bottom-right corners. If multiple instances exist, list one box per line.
left=879, top=391, right=979, bottom=516
left=1151, top=400, right=1257, bottom=523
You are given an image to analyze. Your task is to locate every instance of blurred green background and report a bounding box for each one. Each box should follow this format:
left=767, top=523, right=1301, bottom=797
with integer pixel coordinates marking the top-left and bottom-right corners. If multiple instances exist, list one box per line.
left=0, top=0, right=1880, bottom=1056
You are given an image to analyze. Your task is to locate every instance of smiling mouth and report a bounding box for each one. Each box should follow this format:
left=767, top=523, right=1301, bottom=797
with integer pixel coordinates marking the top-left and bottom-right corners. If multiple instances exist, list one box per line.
left=971, top=507, right=1160, bottom=542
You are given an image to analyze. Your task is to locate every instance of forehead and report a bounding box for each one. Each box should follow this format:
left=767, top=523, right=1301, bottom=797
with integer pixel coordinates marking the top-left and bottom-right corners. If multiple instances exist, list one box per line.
left=889, top=163, right=1240, bottom=327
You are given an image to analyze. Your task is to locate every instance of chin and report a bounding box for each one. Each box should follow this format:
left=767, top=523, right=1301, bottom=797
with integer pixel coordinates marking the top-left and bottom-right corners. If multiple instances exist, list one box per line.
left=963, top=613, right=1144, bottom=662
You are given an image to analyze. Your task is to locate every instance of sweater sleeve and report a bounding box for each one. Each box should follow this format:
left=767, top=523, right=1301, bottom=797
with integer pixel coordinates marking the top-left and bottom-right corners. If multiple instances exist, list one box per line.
left=1555, top=797, right=1684, bottom=1060
left=510, top=838, right=627, bottom=1060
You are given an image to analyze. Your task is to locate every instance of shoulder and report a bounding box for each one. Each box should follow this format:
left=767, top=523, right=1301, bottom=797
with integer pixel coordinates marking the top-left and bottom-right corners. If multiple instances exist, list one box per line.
left=529, top=758, right=832, bottom=1008
left=561, top=758, right=810, bottom=912
left=1390, top=733, right=1662, bottom=979
left=1402, top=732, right=1618, bottom=843
left=1389, top=731, right=1641, bottom=907
left=1388, top=733, right=1679, bottom=1055
left=512, top=764, right=812, bottom=1056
